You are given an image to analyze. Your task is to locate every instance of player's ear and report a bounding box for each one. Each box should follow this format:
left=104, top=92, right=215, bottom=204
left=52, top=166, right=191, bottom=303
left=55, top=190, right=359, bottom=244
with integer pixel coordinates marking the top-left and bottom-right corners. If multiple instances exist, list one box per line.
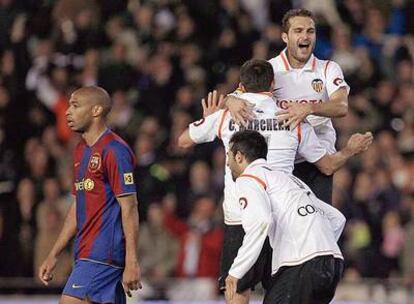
left=282, top=32, right=288, bottom=44
left=239, top=84, right=247, bottom=93
left=92, top=105, right=103, bottom=117
left=235, top=151, right=243, bottom=164
left=270, top=80, right=275, bottom=91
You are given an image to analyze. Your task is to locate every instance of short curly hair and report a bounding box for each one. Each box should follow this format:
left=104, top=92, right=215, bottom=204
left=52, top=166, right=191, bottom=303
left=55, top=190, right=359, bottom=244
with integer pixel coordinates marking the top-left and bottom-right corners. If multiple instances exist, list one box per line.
left=282, top=9, right=314, bottom=33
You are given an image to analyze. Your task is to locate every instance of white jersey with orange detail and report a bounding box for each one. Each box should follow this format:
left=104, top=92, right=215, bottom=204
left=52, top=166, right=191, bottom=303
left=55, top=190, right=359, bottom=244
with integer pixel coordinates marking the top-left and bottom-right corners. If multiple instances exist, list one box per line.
left=268, top=50, right=350, bottom=161
left=228, top=159, right=345, bottom=279
left=188, top=92, right=327, bottom=225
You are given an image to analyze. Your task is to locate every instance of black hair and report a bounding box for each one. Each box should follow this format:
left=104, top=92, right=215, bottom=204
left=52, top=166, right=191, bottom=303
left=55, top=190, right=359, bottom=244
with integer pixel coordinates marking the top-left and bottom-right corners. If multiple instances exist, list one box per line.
left=240, top=59, right=274, bottom=93
left=229, top=130, right=268, bottom=163
left=282, top=9, right=314, bottom=33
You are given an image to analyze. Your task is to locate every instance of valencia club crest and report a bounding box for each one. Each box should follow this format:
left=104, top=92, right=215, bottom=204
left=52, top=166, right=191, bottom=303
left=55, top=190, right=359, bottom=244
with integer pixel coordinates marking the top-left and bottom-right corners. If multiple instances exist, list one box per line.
left=311, top=78, right=324, bottom=93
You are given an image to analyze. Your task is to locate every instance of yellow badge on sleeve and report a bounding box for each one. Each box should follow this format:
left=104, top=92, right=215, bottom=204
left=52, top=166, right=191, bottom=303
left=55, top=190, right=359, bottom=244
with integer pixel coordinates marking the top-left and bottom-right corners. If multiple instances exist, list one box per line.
left=123, top=173, right=134, bottom=185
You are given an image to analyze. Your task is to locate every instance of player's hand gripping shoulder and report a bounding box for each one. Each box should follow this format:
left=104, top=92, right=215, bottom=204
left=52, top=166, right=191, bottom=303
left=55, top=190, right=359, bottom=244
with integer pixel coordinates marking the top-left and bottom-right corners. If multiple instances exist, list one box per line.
left=225, top=95, right=255, bottom=126
left=275, top=102, right=313, bottom=129
left=344, top=132, right=373, bottom=155
left=202, top=90, right=225, bottom=117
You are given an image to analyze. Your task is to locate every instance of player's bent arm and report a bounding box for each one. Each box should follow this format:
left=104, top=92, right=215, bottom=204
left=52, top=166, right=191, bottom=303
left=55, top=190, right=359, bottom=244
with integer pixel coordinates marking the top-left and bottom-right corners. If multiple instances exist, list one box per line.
left=314, top=132, right=373, bottom=176
left=117, top=194, right=140, bottom=264
left=229, top=177, right=272, bottom=279
left=314, top=150, right=353, bottom=176
left=309, top=87, right=348, bottom=118
left=48, top=199, right=77, bottom=258
left=177, top=128, right=195, bottom=149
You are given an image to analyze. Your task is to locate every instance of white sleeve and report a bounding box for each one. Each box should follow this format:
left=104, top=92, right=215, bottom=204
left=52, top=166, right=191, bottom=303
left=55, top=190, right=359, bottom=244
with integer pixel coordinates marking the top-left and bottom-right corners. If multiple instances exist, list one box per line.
left=313, top=197, right=346, bottom=241
left=325, top=61, right=350, bottom=97
left=188, top=110, right=222, bottom=143
left=228, top=176, right=271, bottom=279
left=297, top=122, right=327, bottom=163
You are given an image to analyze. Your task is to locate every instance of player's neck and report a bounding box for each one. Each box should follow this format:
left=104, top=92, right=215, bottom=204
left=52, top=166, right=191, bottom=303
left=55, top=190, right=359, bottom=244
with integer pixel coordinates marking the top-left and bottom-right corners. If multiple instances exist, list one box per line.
left=82, top=122, right=108, bottom=146
left=286, top=50, right=309, bottom=69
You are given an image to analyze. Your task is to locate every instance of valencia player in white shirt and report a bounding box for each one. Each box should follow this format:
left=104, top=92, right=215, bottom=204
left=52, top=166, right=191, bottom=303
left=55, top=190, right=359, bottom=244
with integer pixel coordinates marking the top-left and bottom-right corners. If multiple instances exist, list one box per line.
left=225, top=130, right=348, bottom=304
left=226, top=9, right=350, bottom=205
left=178, top=59, right=372, bottom=304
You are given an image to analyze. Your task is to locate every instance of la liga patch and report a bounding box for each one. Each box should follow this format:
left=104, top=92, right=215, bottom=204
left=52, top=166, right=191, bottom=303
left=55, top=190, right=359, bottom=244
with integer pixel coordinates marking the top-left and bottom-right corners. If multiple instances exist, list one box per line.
left=123, top=173, right=134, bottom=185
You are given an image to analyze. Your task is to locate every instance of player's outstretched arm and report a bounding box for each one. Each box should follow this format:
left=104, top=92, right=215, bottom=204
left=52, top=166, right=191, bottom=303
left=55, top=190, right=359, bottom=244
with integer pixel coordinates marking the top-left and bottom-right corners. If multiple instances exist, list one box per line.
left=178, top=90, right=224, bottom=149
left=38, top=199, right=77, bottom=285
left=118, top=194, right=142, bottom=297
left=177, top=129, right=195, bottom=149
left=315, top=132, right=373, bottom=176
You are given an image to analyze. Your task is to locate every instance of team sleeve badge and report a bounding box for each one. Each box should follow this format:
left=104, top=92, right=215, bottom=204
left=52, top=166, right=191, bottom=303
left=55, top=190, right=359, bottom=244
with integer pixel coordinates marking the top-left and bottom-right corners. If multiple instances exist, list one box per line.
left=123, top=173, right=134, bottom=185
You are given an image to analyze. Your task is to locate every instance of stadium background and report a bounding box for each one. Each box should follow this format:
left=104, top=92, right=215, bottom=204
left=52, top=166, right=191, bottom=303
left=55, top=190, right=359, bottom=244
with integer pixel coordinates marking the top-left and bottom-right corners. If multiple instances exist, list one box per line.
left=0, top=0, right=413, bottom=303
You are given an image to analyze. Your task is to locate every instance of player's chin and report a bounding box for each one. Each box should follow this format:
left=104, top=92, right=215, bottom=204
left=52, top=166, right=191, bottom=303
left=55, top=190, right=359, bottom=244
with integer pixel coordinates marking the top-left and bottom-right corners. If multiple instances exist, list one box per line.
left=68, top=124, right=81, bottom=132
left=297, top=49, right=312, bottom=61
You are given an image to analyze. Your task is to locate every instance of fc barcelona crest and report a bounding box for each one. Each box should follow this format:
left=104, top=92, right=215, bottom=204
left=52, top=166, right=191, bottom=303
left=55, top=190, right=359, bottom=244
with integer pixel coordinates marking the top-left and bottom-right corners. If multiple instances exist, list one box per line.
left=88, top=153, right=101, bottom=172
left=311, top=79, right=324, bottom=93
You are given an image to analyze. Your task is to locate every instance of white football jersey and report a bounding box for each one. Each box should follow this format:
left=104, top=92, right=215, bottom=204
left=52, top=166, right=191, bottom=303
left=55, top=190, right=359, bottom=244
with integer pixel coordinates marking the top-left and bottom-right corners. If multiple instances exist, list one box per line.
left=268, top=50, right=350, bottom=161
left=229, top=159, right=345, bottom=279
left=188, top=92, right=326, bottom=225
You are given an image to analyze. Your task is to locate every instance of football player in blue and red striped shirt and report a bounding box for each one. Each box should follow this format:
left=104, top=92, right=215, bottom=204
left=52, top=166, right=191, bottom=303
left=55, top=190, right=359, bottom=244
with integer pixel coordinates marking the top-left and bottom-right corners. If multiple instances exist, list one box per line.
left=38, top=86, right=141, bottom=304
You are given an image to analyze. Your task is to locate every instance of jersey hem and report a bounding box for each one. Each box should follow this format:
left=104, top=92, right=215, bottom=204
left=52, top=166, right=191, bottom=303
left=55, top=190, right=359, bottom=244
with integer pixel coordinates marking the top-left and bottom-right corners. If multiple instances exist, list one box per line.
left=224, top=220, right=242, bottom=225
left=116, top=191, right=137, bottom=198
left=78, top=258, right=124, bottom=269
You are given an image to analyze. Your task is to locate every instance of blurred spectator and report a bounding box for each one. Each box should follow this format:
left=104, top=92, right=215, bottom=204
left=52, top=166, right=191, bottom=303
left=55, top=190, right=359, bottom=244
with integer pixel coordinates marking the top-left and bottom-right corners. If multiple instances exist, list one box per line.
left=164, top=196, right=223, bottom=278
left=402, top=198, right=414, bottom=288
left=14, top=178, right=37, bottom=277
left=138, top=203, right=178, bottom=299
left=381, top=211, right=404, bottom=277
left=34, top=178, right=72, bottom=284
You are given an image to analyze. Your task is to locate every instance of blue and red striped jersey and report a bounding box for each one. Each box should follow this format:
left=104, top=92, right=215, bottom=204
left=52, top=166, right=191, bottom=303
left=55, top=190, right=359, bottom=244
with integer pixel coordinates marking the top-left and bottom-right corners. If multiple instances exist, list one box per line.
left=72, top=129, right=136, bottom=267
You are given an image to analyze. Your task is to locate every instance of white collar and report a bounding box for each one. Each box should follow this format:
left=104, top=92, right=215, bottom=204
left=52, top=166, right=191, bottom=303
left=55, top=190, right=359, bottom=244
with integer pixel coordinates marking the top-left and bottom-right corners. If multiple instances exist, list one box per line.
left=279, top=48, right=316, bottom=72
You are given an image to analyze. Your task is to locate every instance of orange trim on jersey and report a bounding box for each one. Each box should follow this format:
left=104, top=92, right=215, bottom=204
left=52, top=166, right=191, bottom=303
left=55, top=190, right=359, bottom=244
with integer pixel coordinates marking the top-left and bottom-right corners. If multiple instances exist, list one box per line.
left=311, top=57, right=316, bottom=71
left=258, top=91, right=273, bottom=96
left=218, top=109, right=229, bottom=139
left=239, top=174, right=267, bottom=190
left=280, top=52, right=290, bottom=71
left=324, top=60, right=331, bottom=77
left=297, top=124, right=302, bottom=144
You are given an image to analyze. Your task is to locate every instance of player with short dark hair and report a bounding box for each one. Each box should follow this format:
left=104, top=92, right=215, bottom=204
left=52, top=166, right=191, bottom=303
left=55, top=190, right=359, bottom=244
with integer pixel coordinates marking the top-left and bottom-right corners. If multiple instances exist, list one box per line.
left=38, top=86, right=142, bottom=304
left=281, top=8, right=314, bottom=35
left=228, top=130, right=268, bottom=167
left=239, top=60, right=274, bottom=93
left=226, top=130, right=345, bottom=304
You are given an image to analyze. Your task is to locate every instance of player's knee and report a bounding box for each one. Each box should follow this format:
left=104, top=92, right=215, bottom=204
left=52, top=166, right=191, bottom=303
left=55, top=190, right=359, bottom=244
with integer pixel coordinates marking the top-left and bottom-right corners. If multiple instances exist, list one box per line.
left=59, top=295, right=87, bottom=304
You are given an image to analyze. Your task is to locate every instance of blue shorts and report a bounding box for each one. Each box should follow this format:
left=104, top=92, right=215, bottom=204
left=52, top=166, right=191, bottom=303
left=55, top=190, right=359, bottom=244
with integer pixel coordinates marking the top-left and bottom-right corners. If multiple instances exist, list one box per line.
left=63, top=259, right=125, bottom=304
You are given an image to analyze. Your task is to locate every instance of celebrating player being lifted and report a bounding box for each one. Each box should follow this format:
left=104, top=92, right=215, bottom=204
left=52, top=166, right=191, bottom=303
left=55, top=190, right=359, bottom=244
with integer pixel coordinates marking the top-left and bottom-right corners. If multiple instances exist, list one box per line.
left=225, top=130, right=346, bottom=304
left=178, top=59, right=372, bottom=303
left=38, top=86, right=141, bottom=304
left=226, top=9, right=350, bottom=205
